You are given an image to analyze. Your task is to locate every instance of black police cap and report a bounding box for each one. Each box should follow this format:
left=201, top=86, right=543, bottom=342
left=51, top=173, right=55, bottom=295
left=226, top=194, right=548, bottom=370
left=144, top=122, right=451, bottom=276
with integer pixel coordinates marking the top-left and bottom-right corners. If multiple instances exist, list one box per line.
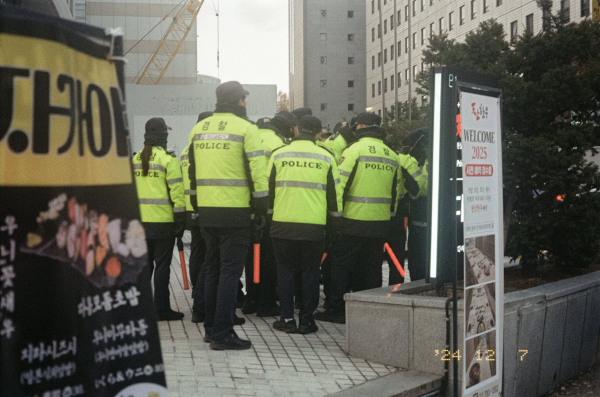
left=274, top=110, right=298, bottom=128
left=298, top=116, right=322, bottom=135
left=355, top=112, right=382, bottom=127
left=216, top=81, right=249, bottom=104
left=403, top=127, right=429, bottom=147
left=292, top=108, right=312, bottom=119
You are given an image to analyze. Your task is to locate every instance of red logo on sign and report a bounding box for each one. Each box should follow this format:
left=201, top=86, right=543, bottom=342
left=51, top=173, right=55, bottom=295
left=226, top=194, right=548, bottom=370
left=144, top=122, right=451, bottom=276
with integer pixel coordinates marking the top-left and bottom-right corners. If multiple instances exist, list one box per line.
left=471, top=102, right=489, bottom=121
left=465, top=164, right=493, bottom=177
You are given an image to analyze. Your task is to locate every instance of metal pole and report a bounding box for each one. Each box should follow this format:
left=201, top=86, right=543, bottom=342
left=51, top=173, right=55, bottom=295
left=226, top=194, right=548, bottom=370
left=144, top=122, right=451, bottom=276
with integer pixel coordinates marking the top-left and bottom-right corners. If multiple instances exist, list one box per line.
left=377, top=0, right=386, bottom=123
left=393, top=0, right=398, bottom=121
left=408, top=0, right=412, bottom=122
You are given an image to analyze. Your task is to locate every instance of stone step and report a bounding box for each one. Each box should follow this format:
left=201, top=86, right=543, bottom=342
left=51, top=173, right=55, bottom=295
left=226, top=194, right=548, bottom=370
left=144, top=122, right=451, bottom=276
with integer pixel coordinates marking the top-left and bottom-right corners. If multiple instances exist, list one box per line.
left=330, top=370, right=443, bottom=397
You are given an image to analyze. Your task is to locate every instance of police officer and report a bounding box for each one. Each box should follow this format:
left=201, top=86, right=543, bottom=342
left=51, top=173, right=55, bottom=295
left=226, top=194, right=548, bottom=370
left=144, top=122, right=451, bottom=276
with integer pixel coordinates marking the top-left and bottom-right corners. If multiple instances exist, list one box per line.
left=189, top=81, right=268, bottom=350
left=268, top=115, right=343, bottom=334
left=243, top=111, right=297, bottom=317
left=133, top=117, right=186, bottom=321
left=385, top=151, right=422, bottom=284
left=291, top=107, right=312, bottom=120
left=318, top=117, right=358, bottom=163
left=180, top=112, right=212, bottom=323
left=314, top=113, right=399, bottom=324
left=402, top=128, right=429, bottom=281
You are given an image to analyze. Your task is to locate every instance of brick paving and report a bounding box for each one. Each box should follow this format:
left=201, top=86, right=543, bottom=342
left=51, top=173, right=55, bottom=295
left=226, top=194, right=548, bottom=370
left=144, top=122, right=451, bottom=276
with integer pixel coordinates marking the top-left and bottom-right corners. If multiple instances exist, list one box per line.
left=158, top=233, right=401, bottom=396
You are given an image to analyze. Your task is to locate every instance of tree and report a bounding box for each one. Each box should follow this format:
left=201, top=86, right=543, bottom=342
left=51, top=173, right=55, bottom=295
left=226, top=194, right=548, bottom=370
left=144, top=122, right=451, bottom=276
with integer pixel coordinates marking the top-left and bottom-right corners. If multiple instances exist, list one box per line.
left=385, top=98, right=429, bottom=151
left=277, top=91, right=289, bottom=112
left=419, top=6, right=600, bottom=273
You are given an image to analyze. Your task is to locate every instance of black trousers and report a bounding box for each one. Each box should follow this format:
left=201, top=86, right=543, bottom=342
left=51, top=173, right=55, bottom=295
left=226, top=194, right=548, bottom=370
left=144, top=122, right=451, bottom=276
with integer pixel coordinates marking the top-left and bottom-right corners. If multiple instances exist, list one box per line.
left=244, top=222, right=278, bottom=308
left=329, top=235, right=385, bottom=312
left=198, top=226, right=251, bottom=340
left=146, top=238, right=176, bottom=312
left=272, top=238, right=325, bottom=324
left=190, top=225, right=206, bottom=309
left=386, top=216, right=407, bottom=285
left=407, top=222, right=428, bottom=282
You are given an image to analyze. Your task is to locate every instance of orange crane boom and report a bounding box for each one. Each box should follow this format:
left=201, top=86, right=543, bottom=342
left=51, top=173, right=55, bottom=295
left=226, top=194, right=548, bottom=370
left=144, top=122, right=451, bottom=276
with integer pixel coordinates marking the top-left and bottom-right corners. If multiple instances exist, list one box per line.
left=136, top=0, right=204, bottom=85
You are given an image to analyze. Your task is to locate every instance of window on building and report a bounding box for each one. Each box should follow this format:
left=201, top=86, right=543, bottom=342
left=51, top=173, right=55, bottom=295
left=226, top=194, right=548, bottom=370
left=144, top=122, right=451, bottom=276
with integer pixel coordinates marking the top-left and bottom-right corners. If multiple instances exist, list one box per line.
left=348, top=57, right=355, bottom=65
left=543, top=8, right=551, bottom=30
left=320, top=33, right=327, bottom=41
left=348, top=34, right=355, bottom=41
left=378, top=81, right=382, bottom=95
left=430, top=0, right=434, bottom=5
left=483, top=0, right=489, bottom=13
left=391, top=15, right=394, bottom=30
left=384, top=0, right=387, bottom=5
left=412, top=0, right=416, bottom=16
left=391, top=75, right=395, bottom=90
left=412, top=32, right=417, bottom=48
left=460, top=6, right=465, bottom=25
left=384, top=78, right=388, bottom=93
left=510, top=20, right=518, bottom=43
left=413, top=65, right=417, bottom=81
left=372, top=1, right=375, bottom=14
left=398, top=72, right=402, bottom=87
left=372, top=28, right=375, bottom=42
left=348, top=104, right=355, bottom=111
left=405, top=5, right=409, bottom=21
left=378, top=24, right=381, bottom=38
left=471, top=0, right=476, bottom=19
left=406, top=68, right=410, bottom=82
left=582, top=0, right=590, bottom=17
left=378, top=52, right=382, bottom=66
left=321, top=10, right=327, bottom=17
left=391, top=45, right=394, bottom=60
left=439, top=17, right=444, bottom=34
left=378, top=109, right=382, bottom=117
left=384, top=20, right=388, bottom=34
left=497, top=0, right=502, bottom=5
left=398, top=41, right=402, bottom=56
left=372, top=55, right=375, bottom=70
left=321, top=103, right=327, bottom=111
left=421, top=0, right=425, bottom=11
left=421, top=61, right=425, bottom=71
left=320, top=56, right=327, bottom=64
left=378, top=0, right=380, bottom=9
left=348, top=10, right=355, bottom=18
left=372, top=83, right=376, bottom=98
left=526, top=13, right=534, bottom=33
left=398, top=10, right=402, bottom=25
left=348, top=80, right=355, bottom=88
left=320, top=80, right=327, bottom=88
left=430, top=22, right=435, bottom=37
left=449, top=12, right=454, bottom=30
left=384, top=49, right=388, bottom=63
left=405, top=37, right=409, bottom=53
left=421, top=27, right=425, bottom=44
left=561, top=0, right=570, bottom=21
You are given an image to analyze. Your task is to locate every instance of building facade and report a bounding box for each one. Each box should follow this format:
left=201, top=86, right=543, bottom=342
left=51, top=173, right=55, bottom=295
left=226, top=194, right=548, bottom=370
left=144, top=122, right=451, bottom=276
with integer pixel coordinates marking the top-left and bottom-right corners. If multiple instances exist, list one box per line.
left=82, top=0, right=198, bottom=85
left=1, top=0, right=76, bottom=18
left=366, top=0, right=592, bottom=119
left=289, top=0, right=367, bottom=129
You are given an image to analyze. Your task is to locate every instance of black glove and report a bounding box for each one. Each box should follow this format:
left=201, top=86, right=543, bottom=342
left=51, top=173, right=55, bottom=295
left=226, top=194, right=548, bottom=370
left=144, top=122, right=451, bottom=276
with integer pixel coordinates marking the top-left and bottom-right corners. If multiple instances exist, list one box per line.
left=252, top=215, right=267, bottom=244
left=402, top=167, right=420, bottom=198
left=174, top=212, right=186, bottom=238
left=327, top=215, right=343, bottom=239
left=251, top=195, right=269, bottom=218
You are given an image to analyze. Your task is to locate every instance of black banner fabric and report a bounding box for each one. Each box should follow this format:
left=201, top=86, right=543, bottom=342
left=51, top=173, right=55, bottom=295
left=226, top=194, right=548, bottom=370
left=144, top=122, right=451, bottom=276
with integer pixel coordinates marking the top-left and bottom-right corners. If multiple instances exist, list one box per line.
left=0, top=6, right=167, bottom=397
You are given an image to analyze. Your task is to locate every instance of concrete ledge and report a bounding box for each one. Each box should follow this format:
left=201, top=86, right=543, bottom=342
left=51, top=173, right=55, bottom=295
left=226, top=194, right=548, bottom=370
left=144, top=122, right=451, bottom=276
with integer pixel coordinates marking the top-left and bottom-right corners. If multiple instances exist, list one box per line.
left=331, top=371, right=442, bottom=397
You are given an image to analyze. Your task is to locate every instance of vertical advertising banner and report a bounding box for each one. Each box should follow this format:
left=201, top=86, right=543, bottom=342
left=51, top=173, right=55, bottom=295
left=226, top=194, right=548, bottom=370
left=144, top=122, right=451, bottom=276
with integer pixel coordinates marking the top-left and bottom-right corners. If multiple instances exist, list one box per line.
left=0, top=7, right=167, bottom=397
left=460, top=90, right=503, bottom=397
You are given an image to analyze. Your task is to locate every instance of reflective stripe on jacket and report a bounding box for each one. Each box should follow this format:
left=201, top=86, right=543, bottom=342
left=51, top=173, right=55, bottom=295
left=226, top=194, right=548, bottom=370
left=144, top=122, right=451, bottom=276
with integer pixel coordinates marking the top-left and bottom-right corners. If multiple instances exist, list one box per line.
left=180, top=145, right=195, bottom=212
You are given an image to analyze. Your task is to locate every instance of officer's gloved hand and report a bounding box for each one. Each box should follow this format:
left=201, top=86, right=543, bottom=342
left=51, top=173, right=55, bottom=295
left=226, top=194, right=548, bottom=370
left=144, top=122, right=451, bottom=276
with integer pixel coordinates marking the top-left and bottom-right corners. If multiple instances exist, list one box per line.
left=251, top=195, right=269, bottom=218
left=174, top=212, right=186, bottom=239
left=327, top=215, right=343, bottom=239
left=402, top=168, right=420, bottom=198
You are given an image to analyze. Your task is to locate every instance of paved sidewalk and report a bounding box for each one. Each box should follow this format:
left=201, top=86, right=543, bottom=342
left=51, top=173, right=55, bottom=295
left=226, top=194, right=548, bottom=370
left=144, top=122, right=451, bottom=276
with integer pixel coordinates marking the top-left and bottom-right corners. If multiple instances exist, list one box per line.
left=158, top=233, right=401, bottom=397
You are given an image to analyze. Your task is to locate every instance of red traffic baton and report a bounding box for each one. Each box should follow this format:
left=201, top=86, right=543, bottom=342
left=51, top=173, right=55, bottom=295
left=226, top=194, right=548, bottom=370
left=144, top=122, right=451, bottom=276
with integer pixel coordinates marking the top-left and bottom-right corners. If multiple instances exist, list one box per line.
left=253, top=243, right=260, bottom=284
left=321, top=252, right=328, bottom=265
left=384, top=242, right=406, bottom=278
left=176, top=237, right=189, bottom=290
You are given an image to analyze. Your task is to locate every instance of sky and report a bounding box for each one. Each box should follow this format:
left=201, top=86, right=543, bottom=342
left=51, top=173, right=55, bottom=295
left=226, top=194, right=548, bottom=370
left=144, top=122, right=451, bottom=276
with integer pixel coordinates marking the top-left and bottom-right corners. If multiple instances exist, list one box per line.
left=196, top=0, right=289, bottom=94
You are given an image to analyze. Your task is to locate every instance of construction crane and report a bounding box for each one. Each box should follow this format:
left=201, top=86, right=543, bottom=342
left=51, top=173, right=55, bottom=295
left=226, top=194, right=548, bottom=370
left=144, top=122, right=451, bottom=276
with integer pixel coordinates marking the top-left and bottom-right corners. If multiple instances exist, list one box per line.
left=136, top=0, right=204, bottom=85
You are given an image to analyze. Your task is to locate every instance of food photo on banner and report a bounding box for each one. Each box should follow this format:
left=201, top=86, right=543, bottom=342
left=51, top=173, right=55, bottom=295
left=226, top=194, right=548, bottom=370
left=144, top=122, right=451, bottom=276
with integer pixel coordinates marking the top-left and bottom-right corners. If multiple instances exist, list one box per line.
left=0, top=6, right=167, bottom=397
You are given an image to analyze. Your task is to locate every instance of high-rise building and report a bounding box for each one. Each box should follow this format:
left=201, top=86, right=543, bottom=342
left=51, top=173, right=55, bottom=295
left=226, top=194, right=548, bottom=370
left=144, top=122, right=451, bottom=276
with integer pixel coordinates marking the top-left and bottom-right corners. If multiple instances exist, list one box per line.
left=289, top=0, right=367, bottom=129
left=82, top=0, right=198, bottom=85
left=1, top=0, right=75, bottom=18
left=366, top=0, right=592, bottom=119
